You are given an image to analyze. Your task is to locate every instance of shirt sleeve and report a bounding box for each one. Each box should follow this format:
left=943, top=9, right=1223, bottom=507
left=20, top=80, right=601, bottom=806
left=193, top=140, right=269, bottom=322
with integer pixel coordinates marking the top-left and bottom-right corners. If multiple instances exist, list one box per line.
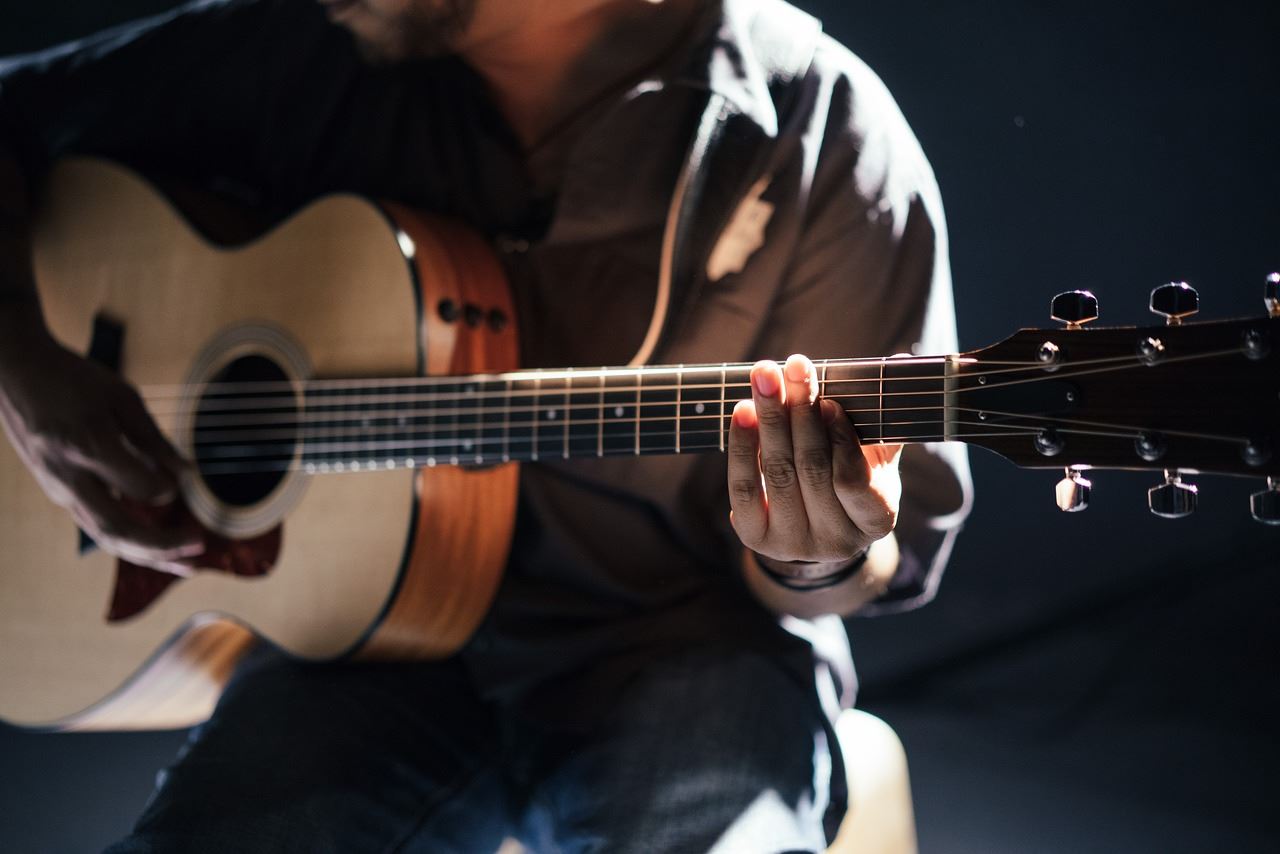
left=0, top=0, right=320, bottom=204
left=756, top=38, right=973, bottom=614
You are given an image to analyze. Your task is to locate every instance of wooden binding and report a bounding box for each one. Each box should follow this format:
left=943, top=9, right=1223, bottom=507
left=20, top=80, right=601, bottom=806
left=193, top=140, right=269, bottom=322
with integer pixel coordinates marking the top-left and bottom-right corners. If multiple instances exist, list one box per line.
left=356, top=205, right=521, bottom=660
left=60, top=618, right=256, bottom=732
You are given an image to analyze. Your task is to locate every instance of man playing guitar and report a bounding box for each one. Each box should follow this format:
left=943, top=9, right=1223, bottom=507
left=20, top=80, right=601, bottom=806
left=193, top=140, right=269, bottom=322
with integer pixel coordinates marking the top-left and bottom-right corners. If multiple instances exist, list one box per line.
left=0, top=0, right=969, bottom=850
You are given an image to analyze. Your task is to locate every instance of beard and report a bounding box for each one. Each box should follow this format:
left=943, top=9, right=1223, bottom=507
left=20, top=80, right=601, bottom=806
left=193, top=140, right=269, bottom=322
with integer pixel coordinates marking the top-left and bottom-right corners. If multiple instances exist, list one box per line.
left=344, top=0, right=478, bottom=64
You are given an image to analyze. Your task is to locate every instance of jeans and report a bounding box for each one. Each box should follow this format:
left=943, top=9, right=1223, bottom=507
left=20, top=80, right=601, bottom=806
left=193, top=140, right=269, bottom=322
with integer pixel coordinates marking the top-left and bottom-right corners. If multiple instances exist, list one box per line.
left=105, top=642, right=845, bottom=854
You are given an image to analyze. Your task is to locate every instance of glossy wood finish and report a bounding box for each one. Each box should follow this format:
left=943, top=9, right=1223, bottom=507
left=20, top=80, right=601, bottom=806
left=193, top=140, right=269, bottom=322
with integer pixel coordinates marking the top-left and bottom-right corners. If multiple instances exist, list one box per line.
left=61, top=619, right=257, bottom=732
left=955, top=317, right=1280, bottom=478
left=358, top=206, right=520, bottom=660
left=2, top=160, right=433, bottom=727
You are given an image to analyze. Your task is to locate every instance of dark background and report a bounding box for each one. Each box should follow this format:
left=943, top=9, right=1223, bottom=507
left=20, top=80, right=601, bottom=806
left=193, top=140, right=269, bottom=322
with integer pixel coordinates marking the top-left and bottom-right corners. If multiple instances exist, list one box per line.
left=2, top=1, right=1278, bottom=851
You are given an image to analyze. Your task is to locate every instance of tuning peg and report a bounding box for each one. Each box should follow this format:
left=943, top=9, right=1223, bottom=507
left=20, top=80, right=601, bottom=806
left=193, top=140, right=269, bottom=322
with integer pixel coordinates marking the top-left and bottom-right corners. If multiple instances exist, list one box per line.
left=1055, top=467, right=1091, bottom=512
left=1149, top=282, right=1198, bottom=325
left=1265, top=273, right=1279, bottom=318
left=1050, top=290, right=1099, bottom=329
left=1148, top=469, right=1197, bottom=518
left=1250, top=477, right=1280, bottom=525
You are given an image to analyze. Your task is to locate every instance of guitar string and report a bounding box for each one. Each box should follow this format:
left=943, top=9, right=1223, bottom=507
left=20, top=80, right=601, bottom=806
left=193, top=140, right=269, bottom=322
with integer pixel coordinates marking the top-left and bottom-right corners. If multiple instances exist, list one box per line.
left=159, top=349, right=1246, bottom=448
left=183, top=401, right=1245, bottom=450
left=198, top=425, right=1133, bottom=476
left=190, top=408, right=1241, bottom=465
left=143, top=346, right=1240, bottom=429
left=194, top=415, right=1013, bottom=460
left=137, top=349, right=1167, bottom=412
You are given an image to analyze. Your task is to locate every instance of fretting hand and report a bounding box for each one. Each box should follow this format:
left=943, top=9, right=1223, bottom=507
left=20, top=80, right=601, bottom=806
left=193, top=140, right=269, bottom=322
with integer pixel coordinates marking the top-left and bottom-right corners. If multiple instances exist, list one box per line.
left=726, top=353, right=903, bottom=580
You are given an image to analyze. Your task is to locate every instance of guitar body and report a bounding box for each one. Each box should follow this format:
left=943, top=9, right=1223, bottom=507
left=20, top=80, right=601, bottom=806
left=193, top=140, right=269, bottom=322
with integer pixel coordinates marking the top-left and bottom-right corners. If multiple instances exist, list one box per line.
left=0, top=159, right=519, bottom=730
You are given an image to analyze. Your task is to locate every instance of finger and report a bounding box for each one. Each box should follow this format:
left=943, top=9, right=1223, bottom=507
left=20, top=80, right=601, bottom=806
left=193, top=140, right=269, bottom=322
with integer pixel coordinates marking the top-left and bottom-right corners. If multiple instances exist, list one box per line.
left=77, top=428, right=177, bottom=503
left=784, top=355, right=858, bottom=557
left=727, top=399, right=767, bottom=548
left=750, top=360, right=808, bottom=540
left=70, top=473, right=204, bottom=570
left=114, top=389, right=190, bottom=483
left=825, top=401, right=896, bottom=541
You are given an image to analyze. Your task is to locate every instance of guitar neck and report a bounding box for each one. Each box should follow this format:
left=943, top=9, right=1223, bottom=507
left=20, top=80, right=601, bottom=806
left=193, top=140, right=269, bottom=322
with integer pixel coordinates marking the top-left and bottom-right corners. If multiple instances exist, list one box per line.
left=287, top=357, right=953, bottom=473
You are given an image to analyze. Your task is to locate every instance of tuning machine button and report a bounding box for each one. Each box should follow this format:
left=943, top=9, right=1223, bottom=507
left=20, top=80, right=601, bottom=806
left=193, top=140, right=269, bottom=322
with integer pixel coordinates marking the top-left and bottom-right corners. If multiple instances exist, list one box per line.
left=1148, top=469, right=1198, bottom=518
left=1055, top=467, right=1091, bottom=512
left=1265, top=273, right=1280, bottom=318
left=1250, top=478, right=1280, bottom=525
left=1050, top=290, right=1099, bottom=330
left=1149, top=282, right=1199, bottom=325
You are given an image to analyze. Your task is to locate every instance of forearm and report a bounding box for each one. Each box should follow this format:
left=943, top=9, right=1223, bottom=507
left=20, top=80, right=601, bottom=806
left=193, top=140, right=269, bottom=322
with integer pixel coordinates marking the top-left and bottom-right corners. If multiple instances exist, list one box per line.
left=742, top=532, right=899, bottom=619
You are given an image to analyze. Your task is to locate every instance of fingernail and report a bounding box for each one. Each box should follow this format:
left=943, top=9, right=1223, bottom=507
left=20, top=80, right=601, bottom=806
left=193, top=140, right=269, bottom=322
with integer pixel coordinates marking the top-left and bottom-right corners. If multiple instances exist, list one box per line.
left=732, top=399, right=757, bottom=429
left=752, top=366, right=778, bottom=397
left=784, top=357, right=808, bottom=383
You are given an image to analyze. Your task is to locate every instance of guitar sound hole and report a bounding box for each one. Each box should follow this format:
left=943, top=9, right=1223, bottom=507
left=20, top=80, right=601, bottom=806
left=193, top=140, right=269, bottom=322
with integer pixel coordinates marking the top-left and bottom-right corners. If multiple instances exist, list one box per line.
left=194, top=354, right=297, bottom=507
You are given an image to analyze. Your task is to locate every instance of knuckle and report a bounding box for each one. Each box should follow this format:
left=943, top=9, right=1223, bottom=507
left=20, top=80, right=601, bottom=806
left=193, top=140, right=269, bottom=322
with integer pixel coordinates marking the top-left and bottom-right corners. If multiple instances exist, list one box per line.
left=795, top=448, right=832, bottom=486
left=761, top=459, right=797, bottom=491
left=859, top=505, right=897, bottom=539
left=755, top=404, right=788, bottom=428
left=729, top=477, right=759, bottom=505
left=833, top=463, right=867, bottom=491
left=828, top=424, right=856, bottom=447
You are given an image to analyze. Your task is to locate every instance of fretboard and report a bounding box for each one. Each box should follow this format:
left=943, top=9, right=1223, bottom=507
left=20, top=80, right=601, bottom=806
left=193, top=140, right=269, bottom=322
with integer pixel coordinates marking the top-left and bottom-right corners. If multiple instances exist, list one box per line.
left=281, top=357, right=950, bottom=474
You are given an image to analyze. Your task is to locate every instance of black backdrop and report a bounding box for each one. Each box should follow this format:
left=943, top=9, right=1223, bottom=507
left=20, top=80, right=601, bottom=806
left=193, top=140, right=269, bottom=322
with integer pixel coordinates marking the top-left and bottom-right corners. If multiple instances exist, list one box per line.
left=1, top=1, right=1278, bottom=851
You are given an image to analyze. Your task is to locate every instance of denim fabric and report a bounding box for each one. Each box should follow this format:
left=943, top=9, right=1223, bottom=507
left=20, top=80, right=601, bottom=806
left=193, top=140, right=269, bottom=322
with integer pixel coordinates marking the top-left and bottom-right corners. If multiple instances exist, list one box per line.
left=105, top=643, right=841, bottom=854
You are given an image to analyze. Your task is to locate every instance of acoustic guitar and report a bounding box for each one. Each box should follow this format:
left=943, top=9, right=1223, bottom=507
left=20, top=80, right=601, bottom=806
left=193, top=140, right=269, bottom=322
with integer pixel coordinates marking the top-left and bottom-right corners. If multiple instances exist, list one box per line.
left=1, top=158, right=1277, bottom=732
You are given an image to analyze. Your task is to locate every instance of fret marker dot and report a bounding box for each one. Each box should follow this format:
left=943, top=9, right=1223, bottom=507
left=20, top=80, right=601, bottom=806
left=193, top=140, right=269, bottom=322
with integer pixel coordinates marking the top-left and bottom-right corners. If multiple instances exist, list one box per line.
left=614, top=406, right=625, bottom=418
left=546, top=409, right=557, bottom=420
left=694, top=402, right=705, bottom=414
left=462, top=439, right=474, bottom=451
left=397, top=416, right=407, bottom=427
left=361, top=419, right=371, bottom=428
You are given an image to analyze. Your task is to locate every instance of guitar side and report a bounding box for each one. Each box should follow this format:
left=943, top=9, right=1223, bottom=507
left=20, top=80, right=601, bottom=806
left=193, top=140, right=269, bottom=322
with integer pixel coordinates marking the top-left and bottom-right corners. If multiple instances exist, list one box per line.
left=0, top=159, right=517, bottom=730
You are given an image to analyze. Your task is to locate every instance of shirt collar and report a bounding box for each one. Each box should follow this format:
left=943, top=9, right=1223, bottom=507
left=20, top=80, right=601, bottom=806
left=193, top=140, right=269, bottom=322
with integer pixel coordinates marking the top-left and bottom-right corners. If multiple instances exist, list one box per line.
left=661, top=0, right=807, bottom=139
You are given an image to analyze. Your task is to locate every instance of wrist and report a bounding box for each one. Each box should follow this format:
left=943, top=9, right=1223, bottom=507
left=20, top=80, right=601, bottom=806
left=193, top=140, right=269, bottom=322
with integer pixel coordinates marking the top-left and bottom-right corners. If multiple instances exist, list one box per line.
left=752, top=549, right=868, bottom=592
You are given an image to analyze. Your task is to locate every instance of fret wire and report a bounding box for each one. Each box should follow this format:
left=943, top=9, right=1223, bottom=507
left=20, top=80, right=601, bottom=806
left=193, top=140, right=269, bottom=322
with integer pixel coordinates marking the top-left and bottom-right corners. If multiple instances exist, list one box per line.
left=633, top=370, right=641, bottom=456
left=192, top=391, right=952, bottom=437
left=675, top=365, right=683, bottom=455
left=152, top=375, right=946, bottom=418
left=718, top=363, right=727, bottom=452
left=503, top=377, right=512, bottom=463
left=141, top=355, right=966, bottom=399
left=877, top=360, right=885, bottom=445
left=597, top=370, right=605, bottom=459
left=532, top=374, right=541, bottom=462
left=149, top=364, right=948, bottom=414
left=563, top=367, right=572, bottom=460
left=241, top=415, right=1030, bottom=462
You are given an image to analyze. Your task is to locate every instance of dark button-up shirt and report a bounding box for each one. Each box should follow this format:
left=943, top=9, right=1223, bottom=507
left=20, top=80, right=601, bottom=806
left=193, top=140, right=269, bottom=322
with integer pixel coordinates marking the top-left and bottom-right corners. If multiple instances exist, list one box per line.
left=0, top=0, right=971, bottom=707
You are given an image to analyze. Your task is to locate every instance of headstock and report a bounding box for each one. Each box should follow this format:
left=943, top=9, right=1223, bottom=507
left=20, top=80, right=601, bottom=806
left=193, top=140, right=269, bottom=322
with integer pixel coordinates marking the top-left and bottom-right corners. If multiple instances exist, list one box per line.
left=954, top=276, right=1280, bottom=523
